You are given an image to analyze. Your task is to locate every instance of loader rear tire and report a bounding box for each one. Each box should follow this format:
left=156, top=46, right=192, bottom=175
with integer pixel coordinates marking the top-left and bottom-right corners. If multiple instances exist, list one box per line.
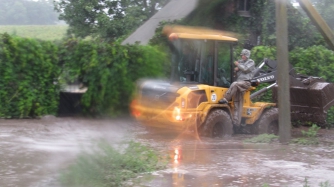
left=201, top=109, right=233, bottom=138
left=258, top=108, right=279, bottom=135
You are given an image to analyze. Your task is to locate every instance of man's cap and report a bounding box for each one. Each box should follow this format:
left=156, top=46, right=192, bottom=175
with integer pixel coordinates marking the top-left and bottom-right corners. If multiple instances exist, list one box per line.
left=240, top=49, right=251, bottom=58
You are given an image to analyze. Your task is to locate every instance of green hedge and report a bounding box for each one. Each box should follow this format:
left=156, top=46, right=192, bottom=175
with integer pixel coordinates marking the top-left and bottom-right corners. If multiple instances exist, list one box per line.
left=0, top=33, right=61, bottom=118
left=59, top=39, right=167, bottom=116
left=0, top=35, right=167, bottom=118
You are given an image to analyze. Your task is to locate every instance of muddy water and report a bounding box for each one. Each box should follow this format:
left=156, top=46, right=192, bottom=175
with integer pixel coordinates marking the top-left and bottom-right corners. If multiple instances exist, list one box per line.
left=135, top=129, right=334, bottom=187
left=0, top=116, right=136, bottom=187
left=0, top=117, right=333, bottom=187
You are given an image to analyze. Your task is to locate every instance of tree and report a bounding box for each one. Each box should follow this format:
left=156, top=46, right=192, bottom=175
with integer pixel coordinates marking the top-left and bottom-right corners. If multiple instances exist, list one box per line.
left=54, top=0, right=169, bottom=41
left=180, top=0, right=324, bottom=50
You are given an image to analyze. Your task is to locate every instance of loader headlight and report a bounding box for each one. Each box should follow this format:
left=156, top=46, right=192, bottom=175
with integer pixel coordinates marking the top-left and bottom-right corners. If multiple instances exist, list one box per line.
left=172, top=107, right=183, bottom=121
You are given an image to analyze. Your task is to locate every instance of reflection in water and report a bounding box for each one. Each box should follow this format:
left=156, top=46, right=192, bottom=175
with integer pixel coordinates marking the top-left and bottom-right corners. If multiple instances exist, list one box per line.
left=172, top=172, right=184, bottom=187
left=174, top=148, right=182, bottom=161
left=136, top=123, right=334, bottom=187
left=172, top=146, right=183, bottom=186
left=140, top=127, right=282, bottom=186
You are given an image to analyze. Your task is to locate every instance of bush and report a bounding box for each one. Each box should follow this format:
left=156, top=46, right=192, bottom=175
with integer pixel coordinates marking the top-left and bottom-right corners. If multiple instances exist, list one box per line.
left=290, top=45, right=334, bottom=82
left=0, top=33, right=61, bottom=118
left=251, top=46, right=277, bottom=64
left=0, top=34, right=167, bottom=117
left=59, top=39, right=168, bottom=116
left=291, top=124, right=320, bottom=145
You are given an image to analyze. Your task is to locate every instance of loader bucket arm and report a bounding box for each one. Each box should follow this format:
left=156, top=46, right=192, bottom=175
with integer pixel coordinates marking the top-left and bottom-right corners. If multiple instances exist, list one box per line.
left=251, top=59, right=334, bottom=124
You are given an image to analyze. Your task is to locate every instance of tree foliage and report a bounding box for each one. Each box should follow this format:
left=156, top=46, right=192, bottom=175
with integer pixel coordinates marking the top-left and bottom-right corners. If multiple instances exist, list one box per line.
left=257, top=0, right=324, bottom=49
left=251, top=45, right=334, bottom=83
left=0, top=0, right=59, bottom=25
left=54, top=0, right=169, bottom=41
left=183, top=0, right=325, bottom=50
left=290, top=45, right=334, bottom=82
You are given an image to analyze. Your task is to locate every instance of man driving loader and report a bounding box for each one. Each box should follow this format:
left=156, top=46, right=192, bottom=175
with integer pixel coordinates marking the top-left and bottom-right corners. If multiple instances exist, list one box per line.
left=219, top=49, right=255, bottom=126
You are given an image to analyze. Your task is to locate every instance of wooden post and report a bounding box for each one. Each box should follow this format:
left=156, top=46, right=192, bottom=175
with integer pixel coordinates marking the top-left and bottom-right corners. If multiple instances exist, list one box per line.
left=276, top=0, right=291, bottom=143
left=297, top=0, right=334, bottom=50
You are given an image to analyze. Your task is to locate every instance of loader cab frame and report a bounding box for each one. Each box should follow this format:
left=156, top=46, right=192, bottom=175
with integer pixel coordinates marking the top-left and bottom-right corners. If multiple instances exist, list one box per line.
left=169, top=38, right=236, bottom=88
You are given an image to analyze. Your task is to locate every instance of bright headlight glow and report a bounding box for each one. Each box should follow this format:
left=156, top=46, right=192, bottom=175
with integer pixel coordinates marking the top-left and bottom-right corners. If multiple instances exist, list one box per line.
left=173, top=107, right=183, bottom=121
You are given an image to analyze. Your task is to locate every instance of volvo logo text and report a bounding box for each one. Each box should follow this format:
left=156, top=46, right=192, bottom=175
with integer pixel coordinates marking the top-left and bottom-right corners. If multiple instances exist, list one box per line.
left=257, top=75, right=275, bottom=82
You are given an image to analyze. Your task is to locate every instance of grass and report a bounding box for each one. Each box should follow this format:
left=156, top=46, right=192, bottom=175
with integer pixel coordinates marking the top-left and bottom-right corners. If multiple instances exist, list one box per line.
left=244, top=124, right=321, bottom=145
left=291, top=124, right=320, bottom=145
left=59, top=140, right=168, bottom=187
left=244, top=133, right=278, bottom=143
left=0, top=25, right=68, bottom=41
left=303, top=177, right=332, bottom=187
left=262, top=178, right=332, bottom=187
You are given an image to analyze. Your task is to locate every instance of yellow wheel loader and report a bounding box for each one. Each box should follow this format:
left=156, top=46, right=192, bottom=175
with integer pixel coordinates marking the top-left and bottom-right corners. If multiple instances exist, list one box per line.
left=130, top=25, right=334, bottom=137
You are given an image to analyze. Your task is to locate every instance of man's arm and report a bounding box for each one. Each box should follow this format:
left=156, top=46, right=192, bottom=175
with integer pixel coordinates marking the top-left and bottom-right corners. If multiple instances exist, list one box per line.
left=237, top=59, right=255, bottom=73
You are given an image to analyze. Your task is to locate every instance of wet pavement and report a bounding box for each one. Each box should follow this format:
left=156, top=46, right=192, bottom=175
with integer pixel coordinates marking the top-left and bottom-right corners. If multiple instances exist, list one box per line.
left=0, top=116, right=333, bottom=187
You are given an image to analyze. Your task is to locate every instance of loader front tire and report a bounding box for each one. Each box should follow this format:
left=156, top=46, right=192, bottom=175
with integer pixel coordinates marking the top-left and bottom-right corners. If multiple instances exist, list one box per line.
left=202, top=109, right=233, bottom=138
left=258, top=108, right=279, bottom=135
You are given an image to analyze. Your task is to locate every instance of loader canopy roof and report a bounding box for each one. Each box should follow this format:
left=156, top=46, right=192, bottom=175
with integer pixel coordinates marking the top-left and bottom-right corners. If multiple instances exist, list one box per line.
left=163, top=25, right=238, bottom=42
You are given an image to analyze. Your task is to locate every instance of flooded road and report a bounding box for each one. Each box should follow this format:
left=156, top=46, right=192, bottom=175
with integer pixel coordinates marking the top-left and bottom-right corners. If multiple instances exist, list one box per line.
left=134, top=128, right=334, bottom=187
left=0, top=117, right=333, bottom=187
left=136, top=131, right=334, bottom=187
left=0, top=116, right=135, bottom=187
